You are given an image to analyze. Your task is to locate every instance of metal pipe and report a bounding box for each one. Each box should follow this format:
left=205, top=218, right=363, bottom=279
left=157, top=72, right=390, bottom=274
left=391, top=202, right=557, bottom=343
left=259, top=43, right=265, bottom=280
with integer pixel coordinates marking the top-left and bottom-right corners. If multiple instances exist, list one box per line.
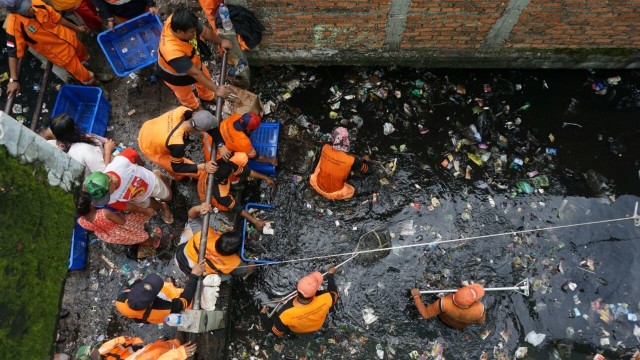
left=419, top=279, right=529, bottom=296
left=193, top=50, right=229, bottom=312
left=4, top=57, right=24, bottom=115
left=30, top=61, right=53, bottom=131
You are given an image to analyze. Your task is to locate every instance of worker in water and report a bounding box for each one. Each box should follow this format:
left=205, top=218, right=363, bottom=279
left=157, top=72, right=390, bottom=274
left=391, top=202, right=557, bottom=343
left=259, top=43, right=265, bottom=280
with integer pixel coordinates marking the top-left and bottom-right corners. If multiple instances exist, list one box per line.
left=138, top=107, right=230, bottom=181
left=213, top=113, right=278, bottom=165
left=309, top=127, right=372, bottom=200
left=260, top=267, right=338, bottom=336
left=115, top=260, right=205, bottom=324
left=158, top=6, right=236, bottom=110
left=92, top=0, right=158, bottom=29
left=410, top=283, right=486, bottom=330
left=197, top=154, right=275, bottom=230
left=175, top=219, right=254, bottom=278
left=91, top=336, right=197, bottom=360
left=2, top=0, right=108, bottom=96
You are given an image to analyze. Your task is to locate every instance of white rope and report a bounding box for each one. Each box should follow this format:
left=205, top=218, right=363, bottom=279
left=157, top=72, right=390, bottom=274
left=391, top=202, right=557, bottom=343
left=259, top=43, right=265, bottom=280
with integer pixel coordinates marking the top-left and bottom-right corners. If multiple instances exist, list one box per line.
left=234, top=215, right=637, bottom=271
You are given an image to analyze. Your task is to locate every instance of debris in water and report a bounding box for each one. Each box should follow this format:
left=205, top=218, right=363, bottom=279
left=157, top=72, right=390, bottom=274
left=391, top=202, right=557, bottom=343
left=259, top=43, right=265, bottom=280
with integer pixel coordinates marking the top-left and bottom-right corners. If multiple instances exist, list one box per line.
left=362, top=307, right=378, bottom=325
left=525, top=331, right=546, bottom=346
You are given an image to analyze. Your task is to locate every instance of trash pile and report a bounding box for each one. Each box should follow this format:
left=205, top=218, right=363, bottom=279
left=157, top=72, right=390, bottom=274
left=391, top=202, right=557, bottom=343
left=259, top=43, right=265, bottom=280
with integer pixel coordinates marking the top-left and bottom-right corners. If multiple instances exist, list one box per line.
left=225, top=67, right=640, bottom=360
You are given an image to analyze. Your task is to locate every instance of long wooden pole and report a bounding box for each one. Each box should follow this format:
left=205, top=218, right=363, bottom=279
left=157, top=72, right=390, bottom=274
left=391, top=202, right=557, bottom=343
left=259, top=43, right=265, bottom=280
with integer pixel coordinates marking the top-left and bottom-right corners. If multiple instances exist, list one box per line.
left=193, top=50, right=229, bottom=311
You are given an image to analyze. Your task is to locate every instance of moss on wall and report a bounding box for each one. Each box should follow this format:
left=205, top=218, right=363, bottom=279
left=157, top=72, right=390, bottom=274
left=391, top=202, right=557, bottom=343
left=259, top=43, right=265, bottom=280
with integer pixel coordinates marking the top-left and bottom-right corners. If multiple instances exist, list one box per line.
left=0, top=146, right=75, bottom=359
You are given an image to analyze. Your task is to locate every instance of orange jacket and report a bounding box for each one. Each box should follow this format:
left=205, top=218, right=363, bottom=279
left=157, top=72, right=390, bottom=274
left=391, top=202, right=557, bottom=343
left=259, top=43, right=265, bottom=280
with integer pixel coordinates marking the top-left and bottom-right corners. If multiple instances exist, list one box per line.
left=219, top=114, right=257, bottom=158
left=115, top=282, right=186, bottom=324
left=5, top=0, right=81, bottom=64
left=197, top=0, right=250, bottom=50
left=314, top=144, right=355, bottom=193
left=413, top=294, right=486, bottom=329
left=184, top=227, right=242, bottom=275
left=138, top=106, right=189, bottom=155
left=158, top=14, right=202, bottom=78
left=98, top=337, right=189, bottom=360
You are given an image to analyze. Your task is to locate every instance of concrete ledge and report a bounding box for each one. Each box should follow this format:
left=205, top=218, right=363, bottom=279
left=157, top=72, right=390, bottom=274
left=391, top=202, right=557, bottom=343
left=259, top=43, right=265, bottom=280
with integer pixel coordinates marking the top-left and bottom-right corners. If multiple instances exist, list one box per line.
left=247, top=49, right=640, bottom=68
left=0, top=111, right=84, bottom=192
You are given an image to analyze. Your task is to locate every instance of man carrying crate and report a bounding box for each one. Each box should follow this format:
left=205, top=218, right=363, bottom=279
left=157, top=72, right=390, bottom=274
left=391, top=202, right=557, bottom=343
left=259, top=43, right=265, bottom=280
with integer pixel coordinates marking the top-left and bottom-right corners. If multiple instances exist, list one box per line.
left=157, top=6, right=236, bottom=110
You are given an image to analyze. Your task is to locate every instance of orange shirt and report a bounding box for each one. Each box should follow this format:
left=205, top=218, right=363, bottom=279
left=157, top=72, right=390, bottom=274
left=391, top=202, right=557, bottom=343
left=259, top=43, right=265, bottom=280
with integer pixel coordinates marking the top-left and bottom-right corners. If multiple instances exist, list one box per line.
left=6, top=0, right=81, bottom=64
left=219, top=114, right=257, bottom=158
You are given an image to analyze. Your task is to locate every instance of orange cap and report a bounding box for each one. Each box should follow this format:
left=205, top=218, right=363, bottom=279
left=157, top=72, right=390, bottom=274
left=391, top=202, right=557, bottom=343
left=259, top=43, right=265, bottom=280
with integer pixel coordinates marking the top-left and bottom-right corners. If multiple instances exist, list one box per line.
left=452, top=284, right=485, bottom=308
left=297, top=271, right=323, bottom=298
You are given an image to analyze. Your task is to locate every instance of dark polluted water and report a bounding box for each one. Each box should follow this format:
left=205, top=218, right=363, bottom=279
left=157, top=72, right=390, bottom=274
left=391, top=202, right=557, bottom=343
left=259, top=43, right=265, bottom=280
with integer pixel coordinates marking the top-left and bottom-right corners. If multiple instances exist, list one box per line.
left=230, top=67, right=640, bottom=360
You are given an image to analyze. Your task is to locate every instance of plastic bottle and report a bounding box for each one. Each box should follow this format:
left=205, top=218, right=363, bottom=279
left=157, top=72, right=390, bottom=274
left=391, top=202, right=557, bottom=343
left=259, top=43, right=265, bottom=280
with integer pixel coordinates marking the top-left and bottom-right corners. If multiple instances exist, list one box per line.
left=219, top=4, right=233, bottom=31
left=469, top=124, right=482, bottom=143
left=164, top=313, right=192, bottom=327
left=236, top=59, right=247, bottom=73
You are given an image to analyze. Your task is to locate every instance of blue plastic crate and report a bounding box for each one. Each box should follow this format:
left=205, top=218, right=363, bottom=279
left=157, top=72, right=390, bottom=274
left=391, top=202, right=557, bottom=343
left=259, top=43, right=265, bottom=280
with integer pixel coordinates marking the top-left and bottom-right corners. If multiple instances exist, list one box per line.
left=97, top=12, right=162, bottom=77
left=248, top=122, right=281, bottom=176
left=52, top=85, right=111, bottom=136
left=69, top=221, right=88, bottom=270
left=241, top=203, right=279, bottom=264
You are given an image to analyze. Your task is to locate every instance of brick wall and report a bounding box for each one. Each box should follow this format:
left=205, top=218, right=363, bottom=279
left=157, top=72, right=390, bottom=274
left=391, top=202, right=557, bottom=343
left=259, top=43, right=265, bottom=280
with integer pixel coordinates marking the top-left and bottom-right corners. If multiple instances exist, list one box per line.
left=234, top=0, right=640, bottom=68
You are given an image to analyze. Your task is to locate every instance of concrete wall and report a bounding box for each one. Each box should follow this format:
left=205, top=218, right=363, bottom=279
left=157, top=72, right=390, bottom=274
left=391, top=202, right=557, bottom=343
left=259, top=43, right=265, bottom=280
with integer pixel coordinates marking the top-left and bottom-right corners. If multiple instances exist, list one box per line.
left=234, top=0, right=640, bottom=68
left=0, top=112, right=84, bottom=192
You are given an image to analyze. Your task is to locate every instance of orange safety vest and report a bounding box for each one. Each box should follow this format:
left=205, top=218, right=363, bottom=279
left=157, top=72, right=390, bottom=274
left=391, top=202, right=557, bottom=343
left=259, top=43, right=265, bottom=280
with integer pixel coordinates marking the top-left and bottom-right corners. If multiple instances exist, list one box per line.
left=184, top=227, right=242, bottom=274
left=219, top=114, right=256, bottom=156
left=98, top=336, right=145, bottom=359
left=158, top=14, right=202, bottom=78
left=314, top=144, right=355, bottom=193
left=115, top=282, right=186, bottom=324
left=438, top=295, right=486, bottom=329
left=197, top=153, right=247, bottom=210
left=6, top=0, right=81, bottom=64
left=138, top=106, right=190, bottom=155
left=278, top=293, right=334, bottom=334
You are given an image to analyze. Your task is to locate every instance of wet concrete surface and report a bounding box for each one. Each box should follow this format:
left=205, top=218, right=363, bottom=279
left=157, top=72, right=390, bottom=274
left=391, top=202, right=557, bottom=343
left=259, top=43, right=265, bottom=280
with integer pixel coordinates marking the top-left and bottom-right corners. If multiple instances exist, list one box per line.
left=3, top=28, right=640, bottom=359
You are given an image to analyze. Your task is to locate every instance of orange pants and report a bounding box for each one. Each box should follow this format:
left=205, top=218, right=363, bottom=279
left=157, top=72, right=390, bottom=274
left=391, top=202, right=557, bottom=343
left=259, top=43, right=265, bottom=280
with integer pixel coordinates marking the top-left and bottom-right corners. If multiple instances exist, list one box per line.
left=139, top=150, right=203, bottom=181
left=309, top=167, right=355, bottom=200
left=65, top=41, right=94, bottom=84
left=164, top=66, right=215, bottom=110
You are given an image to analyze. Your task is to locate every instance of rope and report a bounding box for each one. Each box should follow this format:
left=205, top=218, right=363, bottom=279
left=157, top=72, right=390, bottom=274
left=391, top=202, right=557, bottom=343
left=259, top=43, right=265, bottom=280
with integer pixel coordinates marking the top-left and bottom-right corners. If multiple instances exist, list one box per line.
left=232, top=215, right=637, bottom=271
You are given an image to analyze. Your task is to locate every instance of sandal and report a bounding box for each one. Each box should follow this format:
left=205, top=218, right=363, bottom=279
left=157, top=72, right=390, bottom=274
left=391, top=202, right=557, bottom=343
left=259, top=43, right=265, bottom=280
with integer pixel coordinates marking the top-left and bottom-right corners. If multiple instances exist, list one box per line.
left=151, top=227, right=163, bottom=249
left=158, top=203, right=174, bottom=224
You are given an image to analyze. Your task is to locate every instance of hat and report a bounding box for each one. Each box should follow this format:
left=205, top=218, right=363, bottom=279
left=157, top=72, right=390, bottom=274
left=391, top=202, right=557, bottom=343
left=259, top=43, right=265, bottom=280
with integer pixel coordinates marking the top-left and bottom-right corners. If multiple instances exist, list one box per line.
left=191, top=110, right=218, bottom=131
left=452, top=284, right=485, bottom=308
left=127, top=273, right=164, bottom=310
left=297, top=271, right=323, bottom=298
left=84, top=172, right=111, bottom=207
left=239, top=113, right=261, bottom=131
left=330, top=127, right=350, bottom=152
left=0, top=0, right=31, bottom=15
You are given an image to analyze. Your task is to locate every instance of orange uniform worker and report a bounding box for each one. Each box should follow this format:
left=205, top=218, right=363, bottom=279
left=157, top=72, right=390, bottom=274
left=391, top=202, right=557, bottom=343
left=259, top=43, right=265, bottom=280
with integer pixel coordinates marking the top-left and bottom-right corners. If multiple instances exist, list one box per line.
left=175, top=224, right=253, bottom=278
left=3, top=0, right=96, bottom=97
left=410, top=284, right=486, bottom=330
left=138, top=107, right=224, bottom=181
left=197, top=0, right=251, bottom=50
left=94, top=336, right=197, bottom=360
left=157, top=7, right=235, bottom=110
left=310, top=127, right=372, bottom=200
left=197, top=154, right=275, bottom=230
left=260, top=267, right=338, bottom=336
left=214, top=113, right=277, bottom=165
left=115, top=261, right=204, bottom=324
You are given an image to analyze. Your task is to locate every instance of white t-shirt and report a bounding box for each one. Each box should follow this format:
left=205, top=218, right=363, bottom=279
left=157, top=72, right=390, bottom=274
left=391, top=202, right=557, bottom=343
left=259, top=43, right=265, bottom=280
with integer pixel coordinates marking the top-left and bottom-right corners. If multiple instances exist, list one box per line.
left=48, top=140, right=106, bottom=178
left=104, top=151, right=158, bottom=210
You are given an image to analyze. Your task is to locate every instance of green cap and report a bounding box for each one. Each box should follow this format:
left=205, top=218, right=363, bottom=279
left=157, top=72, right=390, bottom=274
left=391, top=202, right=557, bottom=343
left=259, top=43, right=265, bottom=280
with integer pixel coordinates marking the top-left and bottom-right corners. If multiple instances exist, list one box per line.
left=84, top=172, right=111, bottom=207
